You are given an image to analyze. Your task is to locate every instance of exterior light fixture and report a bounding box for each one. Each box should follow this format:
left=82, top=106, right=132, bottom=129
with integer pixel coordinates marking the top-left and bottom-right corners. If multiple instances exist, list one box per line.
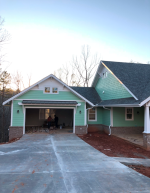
left=79, top=110, right=81, bottom=114
left=17, top=110, right=19, bottom=113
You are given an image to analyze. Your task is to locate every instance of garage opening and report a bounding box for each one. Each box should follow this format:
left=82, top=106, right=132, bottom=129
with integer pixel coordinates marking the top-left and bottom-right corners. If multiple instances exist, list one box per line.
left=25, top=108, right=74, bottom=133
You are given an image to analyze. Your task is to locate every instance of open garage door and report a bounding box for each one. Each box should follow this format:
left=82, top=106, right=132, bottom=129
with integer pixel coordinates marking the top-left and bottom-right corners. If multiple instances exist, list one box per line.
left=25, top=108, right=74, bottom=133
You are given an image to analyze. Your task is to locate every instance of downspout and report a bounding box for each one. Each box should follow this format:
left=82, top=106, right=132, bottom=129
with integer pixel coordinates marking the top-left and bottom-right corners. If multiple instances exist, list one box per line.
left=103, top=106, right=111, bottom=135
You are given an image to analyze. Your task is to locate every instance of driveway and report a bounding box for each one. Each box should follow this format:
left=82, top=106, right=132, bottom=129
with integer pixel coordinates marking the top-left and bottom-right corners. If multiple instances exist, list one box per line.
left=0, top=132, right=150, bottom=193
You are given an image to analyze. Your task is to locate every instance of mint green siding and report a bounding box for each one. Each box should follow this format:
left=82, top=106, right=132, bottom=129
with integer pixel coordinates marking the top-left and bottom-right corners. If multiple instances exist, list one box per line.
left=12, top=90, right=86, bottom=127
left=12, top=100, right=24, bottom=126
left=95, top=73, right=132, bottom=100
left=102, top=109, right=110, bottom=126
left=113, top=107, right=144, bottom=127
left=75, top=102, right=85, bottom=126
left=17, top=90, right=81, bottom=101
left=87, top=107, right=103, bottom=124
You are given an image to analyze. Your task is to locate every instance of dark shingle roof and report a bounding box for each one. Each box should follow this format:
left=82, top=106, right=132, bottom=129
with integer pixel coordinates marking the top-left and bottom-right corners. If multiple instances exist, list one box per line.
left=70, top=87, right=101, bottom=105
left=22, top=100, right=78, bottom=105
left=98, top=97, right=139, bottom=106
left=102, top=61, right=150, bottom=103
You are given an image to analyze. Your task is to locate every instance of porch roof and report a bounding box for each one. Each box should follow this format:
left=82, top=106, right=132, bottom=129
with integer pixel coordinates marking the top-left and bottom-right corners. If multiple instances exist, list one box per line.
left=97, top=97, right=140, bottom=107
left=22, top=100, right=78, bottom=106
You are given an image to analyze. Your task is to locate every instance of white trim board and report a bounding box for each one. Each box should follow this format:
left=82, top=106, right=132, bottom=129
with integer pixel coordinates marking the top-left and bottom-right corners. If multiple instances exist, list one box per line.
left=3, top=74, right=94, bottom=106
left=13, top=99, right=85, bottom=102
left=101, top=62, right=138, bottom=101
left=10, top=101, right=13, bottom=126
left=24, top=106, right=76, bottom=134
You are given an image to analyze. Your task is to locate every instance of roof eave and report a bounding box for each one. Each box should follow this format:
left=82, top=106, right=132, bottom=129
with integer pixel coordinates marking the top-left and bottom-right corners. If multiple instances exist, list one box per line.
left=139, top=96, right=150, bottom=106
left=91, top=61, right=102, bottom=87
left=98, top=104, right=140, bottom=107
left=3, top=74, right=94, bottom=106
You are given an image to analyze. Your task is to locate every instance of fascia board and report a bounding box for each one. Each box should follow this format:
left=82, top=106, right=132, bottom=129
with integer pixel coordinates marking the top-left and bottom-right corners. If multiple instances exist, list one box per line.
left=3, top=74, right=94, bottom=106
left=98, top=104, right=140, bottom=107
left=3, top=74, right=54, bottom=105
left=139, top=97, right=150, bottom=106
left=52, top=75, right=94, bottom=106
left=101, top=62, right=138, bottom=101
left=91, top=61, right=102, bottom=87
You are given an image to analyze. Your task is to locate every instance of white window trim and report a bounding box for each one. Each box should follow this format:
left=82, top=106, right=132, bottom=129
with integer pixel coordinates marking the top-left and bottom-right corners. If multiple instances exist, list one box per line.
left=125, top=107, right=134, bottom=121
left=43, top=86, right=51, bottom=94
left=52, top=87, right=59, bottom=94
left=88, top=108, right=97, bottom=122
left=43, top=86, right=59, bottom=94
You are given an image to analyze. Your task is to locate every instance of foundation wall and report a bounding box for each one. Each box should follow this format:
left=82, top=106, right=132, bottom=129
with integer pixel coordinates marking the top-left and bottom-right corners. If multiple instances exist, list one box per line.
left=75, top=126, right=87, bottom=134
left=9, top=126, right=23, bottom=141
left=111, top=127, right=144, bottom=135
left=87, top=124, right=144, bottom=135
left=88, top=124, right=103, bottom=133
left=143, top=133, right=150, bottom=151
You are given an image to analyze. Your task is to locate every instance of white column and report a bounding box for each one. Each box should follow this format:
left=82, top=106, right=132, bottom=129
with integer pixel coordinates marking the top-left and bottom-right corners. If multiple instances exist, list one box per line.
left=73, top=108, right=75, bottom=133
left=23, top=107, right=26, bottom=135
left=144, top=105, right=150, bottom=133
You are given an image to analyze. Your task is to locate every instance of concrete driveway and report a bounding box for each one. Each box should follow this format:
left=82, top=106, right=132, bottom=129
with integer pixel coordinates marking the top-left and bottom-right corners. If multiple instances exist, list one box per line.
left=0, top=132, right=150, bottom=193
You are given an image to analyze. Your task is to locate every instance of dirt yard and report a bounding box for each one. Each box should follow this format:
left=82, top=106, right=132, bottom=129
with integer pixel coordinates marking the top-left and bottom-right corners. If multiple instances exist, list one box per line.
left=77, top=131, right=150, bottom=178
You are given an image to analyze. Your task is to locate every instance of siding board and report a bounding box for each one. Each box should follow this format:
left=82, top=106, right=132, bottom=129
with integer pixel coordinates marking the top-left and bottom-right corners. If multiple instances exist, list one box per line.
left=17, top=90, right=81, bottom=101
left=113, top=107, right=144, bottom=127
left=95, top=73, right=132, bottom=100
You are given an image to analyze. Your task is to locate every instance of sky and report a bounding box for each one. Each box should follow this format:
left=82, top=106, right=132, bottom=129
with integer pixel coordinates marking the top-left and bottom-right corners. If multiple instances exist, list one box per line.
left=0, top=0, right=150, bottom=89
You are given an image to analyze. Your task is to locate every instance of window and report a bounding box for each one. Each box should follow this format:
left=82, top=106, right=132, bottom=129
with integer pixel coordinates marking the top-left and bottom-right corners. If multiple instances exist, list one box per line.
left=39, top=109, right=56, bottom=120
left=52, top=87, right=58, bottom=93
left=45, top=87, right=50, bottom=93
left=88, top=108, right=97, bottom=121
left=125, top=107, right=134, bottom=120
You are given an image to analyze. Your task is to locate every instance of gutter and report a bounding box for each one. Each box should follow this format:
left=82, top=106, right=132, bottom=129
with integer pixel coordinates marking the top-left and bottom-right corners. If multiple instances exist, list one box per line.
left=103, top=106, right=111, bottom=135
left=98, top=104, right=140, bottom=107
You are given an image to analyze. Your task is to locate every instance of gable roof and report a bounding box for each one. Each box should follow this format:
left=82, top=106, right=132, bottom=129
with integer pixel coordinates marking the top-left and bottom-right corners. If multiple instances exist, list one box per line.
left=3, top=74, right=94, bottom=106
left=71, top=87, right=101, bottom=105
left=92, top=60, right=150, bottom=105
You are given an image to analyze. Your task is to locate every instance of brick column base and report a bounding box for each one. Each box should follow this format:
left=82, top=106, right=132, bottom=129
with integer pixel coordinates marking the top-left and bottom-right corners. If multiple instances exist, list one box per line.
left=75, top=126, right=87, bottom=134
left=143, top=133, right=150, bottom=151
left=9, top=126, right=23, bottom=141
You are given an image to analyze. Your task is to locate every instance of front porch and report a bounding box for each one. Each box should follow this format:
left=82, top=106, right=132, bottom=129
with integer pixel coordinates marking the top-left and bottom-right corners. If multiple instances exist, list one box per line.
left=113, top=133, right=143, bottom=147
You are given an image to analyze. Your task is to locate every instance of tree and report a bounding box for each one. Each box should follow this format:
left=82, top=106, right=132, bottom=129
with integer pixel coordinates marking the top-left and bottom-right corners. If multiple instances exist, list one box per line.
left=0, top=17, right=11, bottom=143
left=0, top=16, right=9, bottom=66
left=55, top=45, right=100, bottom=87
left=13, top=71, right=24, bottom=92
left=27, top=73, right=32, bottom=87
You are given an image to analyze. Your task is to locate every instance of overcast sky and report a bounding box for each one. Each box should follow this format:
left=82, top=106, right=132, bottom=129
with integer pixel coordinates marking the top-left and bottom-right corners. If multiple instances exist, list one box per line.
left=0, top=0, right=150, bottom=88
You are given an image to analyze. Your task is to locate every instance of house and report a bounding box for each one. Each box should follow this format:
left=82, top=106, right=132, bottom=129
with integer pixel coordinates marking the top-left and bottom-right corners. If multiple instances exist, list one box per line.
left=3, top=61, right=150, bottom=150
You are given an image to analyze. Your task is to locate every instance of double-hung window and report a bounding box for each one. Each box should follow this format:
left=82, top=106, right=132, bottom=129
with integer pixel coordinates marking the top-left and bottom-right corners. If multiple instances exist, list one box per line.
left=125, top=107, right=134, bottom=120
left=88, top=108, right=97, bottom=121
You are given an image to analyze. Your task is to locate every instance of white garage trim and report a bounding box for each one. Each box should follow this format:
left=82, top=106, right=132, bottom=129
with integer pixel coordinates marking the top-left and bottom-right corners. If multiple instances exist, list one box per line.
left=23, top=106, right=76, bottom=134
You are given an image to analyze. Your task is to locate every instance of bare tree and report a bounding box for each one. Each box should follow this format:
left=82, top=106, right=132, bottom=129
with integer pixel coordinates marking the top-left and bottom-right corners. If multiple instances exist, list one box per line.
left=71, top=45, right=100, bottom=87
left=13, top=71, right=23, bottom=93
left=27, top=73, right=32, bottom=87
left=0, top=16, right=10, bottom=66
left=0, top=16, right=11, bottom=142
left=54, top=45, right=100, bottom=87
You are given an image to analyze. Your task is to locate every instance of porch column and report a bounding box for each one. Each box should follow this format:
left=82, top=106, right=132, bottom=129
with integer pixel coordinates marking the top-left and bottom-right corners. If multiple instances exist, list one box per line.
left=143, top=105, right=150, bottom=150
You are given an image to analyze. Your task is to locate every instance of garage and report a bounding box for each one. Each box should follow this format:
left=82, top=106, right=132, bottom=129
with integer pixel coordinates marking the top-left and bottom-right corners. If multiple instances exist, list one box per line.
left=25, top=108, right=74, bottom=133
